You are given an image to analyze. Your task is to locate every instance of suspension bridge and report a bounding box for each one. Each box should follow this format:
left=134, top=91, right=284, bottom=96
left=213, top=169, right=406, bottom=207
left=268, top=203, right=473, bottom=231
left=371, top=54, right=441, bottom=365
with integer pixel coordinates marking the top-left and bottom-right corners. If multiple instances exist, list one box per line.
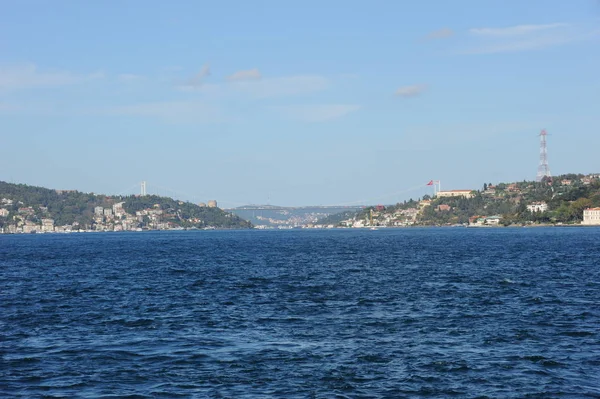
left=114, top=179, right=439, bottom=210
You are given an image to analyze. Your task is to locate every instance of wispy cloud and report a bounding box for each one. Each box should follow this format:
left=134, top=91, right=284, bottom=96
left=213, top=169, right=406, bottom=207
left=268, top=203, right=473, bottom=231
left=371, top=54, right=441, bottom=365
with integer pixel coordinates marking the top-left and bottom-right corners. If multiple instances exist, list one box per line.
left=118, top=73, right=144, bottom=82
left=180, top=75, right=329, bottom=98
left=162, top=65, right=184, bottom=72
left=103, top=101, right=222, bottom=124
left=395, top=84, right=427, bottom=98
left=0, top=63, right=103, bottom=91
left=460, top=22, right=590, bottom=54
left=181, top=64, right=210, bottom=89
left=272, top=104, right=360, bottom=122
left=464, top=36, right=574, bottom=54
left=227, top=68, right=262, bottom=81
left=229, top=75, right=329, bottom=98
left=470, top=23, right=568, bottom=37
left=426, top=28, right=454, bottom=40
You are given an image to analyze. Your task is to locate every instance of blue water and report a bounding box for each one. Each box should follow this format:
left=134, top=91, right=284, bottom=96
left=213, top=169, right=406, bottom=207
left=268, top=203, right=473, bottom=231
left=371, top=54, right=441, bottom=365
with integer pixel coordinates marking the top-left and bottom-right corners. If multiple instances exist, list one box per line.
left=1, top=228, right=600, bottom=398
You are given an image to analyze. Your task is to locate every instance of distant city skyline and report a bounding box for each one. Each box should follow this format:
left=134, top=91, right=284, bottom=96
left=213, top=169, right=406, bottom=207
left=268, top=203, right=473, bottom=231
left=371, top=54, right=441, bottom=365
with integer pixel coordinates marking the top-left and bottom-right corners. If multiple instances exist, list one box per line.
left=1, top=1, right=599, bottom=207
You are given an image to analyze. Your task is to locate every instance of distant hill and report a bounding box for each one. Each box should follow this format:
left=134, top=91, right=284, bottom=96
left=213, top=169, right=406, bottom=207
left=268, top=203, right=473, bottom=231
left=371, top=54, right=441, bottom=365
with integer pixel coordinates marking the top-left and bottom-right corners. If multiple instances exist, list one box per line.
left=228, top=205, right=363, bottom=228
left=0, top=181, right=252, bottom=233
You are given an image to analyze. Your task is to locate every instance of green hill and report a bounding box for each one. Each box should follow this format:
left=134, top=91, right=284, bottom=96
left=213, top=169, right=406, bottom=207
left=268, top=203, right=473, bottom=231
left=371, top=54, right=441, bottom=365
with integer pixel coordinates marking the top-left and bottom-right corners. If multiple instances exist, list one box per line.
left=323, top=174, right=600, bottom=227
left=0, top=181, right=252, bottom=233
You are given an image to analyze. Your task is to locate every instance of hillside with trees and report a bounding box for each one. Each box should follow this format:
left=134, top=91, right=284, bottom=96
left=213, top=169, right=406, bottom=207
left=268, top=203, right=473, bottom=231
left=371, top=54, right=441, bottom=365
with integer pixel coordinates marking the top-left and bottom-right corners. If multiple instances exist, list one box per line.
left=0, top=181, right=252, bottom=233
left=318, top=173, right=600, bottom=227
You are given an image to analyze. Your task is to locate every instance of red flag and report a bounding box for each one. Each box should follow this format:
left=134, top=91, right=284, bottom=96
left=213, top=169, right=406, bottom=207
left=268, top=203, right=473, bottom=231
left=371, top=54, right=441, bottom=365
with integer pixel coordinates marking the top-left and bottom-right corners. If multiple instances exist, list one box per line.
left=426, top=180, right=434, bottom=186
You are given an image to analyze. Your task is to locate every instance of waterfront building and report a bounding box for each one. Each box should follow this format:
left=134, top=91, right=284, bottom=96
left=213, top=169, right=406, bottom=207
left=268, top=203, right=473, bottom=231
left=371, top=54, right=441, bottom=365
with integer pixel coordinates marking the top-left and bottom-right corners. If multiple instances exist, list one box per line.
left=582, top=208, right=600, bottom=225
left=41, top=218, right=55, bottom=232
left=485, top=216, right=502, bottom=225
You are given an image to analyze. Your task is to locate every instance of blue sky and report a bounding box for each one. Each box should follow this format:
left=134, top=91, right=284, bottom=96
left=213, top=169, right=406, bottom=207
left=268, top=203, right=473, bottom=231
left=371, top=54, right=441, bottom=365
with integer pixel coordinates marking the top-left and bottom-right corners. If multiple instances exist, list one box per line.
left=1, top=0, right=599, bottom=207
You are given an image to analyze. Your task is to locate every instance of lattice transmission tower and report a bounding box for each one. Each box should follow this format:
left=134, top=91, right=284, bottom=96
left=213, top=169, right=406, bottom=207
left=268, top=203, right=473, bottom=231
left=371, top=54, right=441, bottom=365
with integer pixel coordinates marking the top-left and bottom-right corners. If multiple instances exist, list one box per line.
left=536, top=129, right=551, bottom=182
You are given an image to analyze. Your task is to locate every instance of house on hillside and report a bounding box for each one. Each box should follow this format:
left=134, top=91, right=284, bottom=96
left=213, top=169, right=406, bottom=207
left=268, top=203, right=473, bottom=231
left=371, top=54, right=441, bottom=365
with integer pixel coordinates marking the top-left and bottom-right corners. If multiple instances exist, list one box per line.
left=507, top=184, right=519, bottom=192
left=527, top=202, right=548, bottom=213
left=435, top=190, right=475, bottom=199
left=418, top=199, right=432, bottom=208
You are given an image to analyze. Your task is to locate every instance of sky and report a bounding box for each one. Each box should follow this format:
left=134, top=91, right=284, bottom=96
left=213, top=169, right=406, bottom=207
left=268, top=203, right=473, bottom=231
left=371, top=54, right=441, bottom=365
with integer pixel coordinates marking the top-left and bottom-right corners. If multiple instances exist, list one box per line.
left=1, top=0, right=599, bottom=207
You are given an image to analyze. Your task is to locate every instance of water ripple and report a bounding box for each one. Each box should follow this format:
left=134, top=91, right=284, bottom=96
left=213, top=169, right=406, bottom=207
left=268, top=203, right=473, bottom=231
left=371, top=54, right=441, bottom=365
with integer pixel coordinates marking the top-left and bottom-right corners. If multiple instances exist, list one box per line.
left=2, top=228, right=600, bottom=398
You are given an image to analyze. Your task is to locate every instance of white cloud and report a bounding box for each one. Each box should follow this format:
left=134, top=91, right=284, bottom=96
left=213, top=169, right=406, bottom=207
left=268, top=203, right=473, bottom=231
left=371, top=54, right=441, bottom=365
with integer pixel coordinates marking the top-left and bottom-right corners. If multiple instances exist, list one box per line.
left=395, top=84, right=427, bottom=98
left=104, top=101, right=222, bottom=124
left=272, top=104, right=360, bottom=122
left=227, top=68, right=262, bottom=81
left=464, top=36, right=574, bottom=54
left=460, top=22, right=598, bottom=54
left=470, top=23, right=568, bottom=37
left=0, top=64, right=103, bottom=91
left=426, top=28, right=454, bottom=40
left=180, top=75, right=329, bottom=98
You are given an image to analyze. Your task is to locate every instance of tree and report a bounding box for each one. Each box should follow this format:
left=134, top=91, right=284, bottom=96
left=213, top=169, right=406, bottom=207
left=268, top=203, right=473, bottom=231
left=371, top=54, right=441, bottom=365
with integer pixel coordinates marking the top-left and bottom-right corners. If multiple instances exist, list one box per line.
left=569, top=198, right=592, bottom=222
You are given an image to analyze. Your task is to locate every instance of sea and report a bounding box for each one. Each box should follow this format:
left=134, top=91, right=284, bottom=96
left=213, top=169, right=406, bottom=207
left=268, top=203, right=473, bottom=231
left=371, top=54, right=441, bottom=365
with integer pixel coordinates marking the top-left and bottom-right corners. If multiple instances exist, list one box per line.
left=1, top=228, right=600, bottom=398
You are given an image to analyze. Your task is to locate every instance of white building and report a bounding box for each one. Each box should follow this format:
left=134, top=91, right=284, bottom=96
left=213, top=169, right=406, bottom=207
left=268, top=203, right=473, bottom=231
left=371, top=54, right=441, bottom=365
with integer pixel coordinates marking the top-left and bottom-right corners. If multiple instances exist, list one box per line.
left=103, top=208, right=113, bottom=217
left=94, top=206, right=104, bottom=216
left=582, top=208, right=600, bottom=225
left=0, top=208, right=9, bottom=217
left=527, top=202, right=548, bottom=213
left=112, top=202, right=125, bottom=216
left=436, top=190, right=475, bottom=199
left=485, top=215, right=502, bottom=225
left=41, top=218, right=55, bottom=232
